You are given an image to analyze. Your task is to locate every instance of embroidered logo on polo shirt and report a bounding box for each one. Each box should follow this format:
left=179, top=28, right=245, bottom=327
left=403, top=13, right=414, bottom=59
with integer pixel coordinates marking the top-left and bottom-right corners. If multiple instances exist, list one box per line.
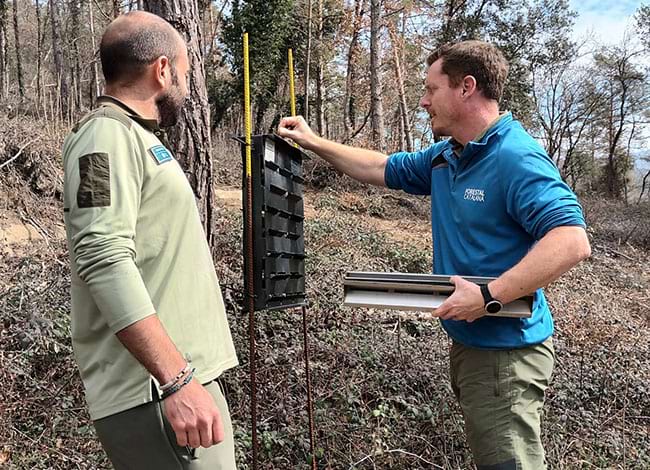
left=464, top=188, right=485, bottom=202
left=149, top=145, right=173, bottom=165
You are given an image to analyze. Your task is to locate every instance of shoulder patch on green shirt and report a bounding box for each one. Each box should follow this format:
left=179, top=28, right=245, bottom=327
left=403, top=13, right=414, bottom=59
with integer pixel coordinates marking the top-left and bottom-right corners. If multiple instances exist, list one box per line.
left=77, top=152, right=111, bottom=208
left=149, top=145, right=173, bottom=165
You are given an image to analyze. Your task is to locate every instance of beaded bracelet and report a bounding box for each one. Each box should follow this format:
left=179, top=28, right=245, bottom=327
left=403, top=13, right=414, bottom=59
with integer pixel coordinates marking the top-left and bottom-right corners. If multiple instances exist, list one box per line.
left=161, top=367, right=195, bottom=400
left=160, top=363, right=190, bottom=392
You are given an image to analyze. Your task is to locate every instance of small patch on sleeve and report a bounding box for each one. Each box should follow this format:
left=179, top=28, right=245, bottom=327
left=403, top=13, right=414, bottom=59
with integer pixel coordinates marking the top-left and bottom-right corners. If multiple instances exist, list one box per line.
left=149, top=145, right=173, bottom=165
left=77, top=152, right=111, bottom=208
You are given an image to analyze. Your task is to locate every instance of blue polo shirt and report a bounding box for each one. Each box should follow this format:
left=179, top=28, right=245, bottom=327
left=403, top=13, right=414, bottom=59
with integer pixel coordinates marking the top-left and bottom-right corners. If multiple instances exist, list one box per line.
left=384, top=113, right=585, bottom=349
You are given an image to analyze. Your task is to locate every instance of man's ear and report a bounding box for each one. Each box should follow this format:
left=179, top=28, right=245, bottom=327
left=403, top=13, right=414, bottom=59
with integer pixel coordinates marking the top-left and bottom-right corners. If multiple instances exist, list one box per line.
left=152, top=56, right=172, bottom=89
left=461, top=75, right=477, bottom=98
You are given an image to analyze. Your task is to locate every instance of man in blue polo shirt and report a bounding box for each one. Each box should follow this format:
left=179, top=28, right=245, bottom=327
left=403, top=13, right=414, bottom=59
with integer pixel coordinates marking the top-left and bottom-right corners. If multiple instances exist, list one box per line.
left=278, top=40, right=591, bottom=469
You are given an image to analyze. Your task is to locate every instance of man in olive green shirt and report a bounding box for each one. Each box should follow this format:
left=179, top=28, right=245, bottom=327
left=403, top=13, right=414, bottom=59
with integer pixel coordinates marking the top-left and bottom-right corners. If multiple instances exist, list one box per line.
left=62, top=11, right=238, bottom=469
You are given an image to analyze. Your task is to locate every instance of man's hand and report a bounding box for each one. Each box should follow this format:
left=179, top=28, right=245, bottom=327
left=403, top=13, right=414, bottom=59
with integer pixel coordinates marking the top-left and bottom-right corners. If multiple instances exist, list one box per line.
left=435, top=276, right=486, bottom=323
left=162, top=379, right=224, bottom=449
left=277, top=116, right=319, bottom=150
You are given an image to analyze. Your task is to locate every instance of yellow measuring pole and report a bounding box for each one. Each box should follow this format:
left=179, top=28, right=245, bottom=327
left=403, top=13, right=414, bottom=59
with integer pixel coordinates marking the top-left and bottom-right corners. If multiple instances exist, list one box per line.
left=242, top=32, right=259, bottom=469
left=288, top=48, right=297, bottom=117
left=244, top=33, right=252, bottom=177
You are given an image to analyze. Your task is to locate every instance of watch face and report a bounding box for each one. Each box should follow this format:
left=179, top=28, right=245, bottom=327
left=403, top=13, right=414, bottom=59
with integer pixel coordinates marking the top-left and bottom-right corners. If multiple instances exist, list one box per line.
left=486, top=300, right=503, bottom=314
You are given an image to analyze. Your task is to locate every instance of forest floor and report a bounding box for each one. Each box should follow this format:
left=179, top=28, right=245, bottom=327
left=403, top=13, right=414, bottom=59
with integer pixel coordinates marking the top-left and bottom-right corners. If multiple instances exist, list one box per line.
left=0, top=115, right=649, bottom=469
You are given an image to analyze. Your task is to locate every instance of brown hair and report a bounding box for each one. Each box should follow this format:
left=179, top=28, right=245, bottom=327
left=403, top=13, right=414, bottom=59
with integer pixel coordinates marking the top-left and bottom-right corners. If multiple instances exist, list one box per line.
left=427, top=41, right=509, bottom=102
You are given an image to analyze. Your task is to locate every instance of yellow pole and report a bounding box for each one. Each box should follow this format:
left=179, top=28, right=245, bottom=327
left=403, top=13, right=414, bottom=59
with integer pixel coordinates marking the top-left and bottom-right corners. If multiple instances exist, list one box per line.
left=244, top=33, right=252, bottom=177
left=242, top=32, right=258, bottom=470
left=288, top=48, right=297, bottom=117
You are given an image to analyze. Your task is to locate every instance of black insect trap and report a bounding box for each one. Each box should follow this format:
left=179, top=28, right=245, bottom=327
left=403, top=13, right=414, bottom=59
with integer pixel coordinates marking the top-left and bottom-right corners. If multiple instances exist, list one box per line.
left=241, top=134, right=307, bottom=311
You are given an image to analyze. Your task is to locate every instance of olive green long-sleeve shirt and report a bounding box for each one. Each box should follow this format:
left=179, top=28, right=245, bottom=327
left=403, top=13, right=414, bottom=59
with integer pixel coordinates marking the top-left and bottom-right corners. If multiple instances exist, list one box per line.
left=62, top=96, right=238, bottom=420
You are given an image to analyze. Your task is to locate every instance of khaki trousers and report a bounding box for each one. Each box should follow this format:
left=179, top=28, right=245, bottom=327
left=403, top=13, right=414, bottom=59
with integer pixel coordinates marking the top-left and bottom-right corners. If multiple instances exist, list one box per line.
left=94, top=380, right=237, bottom=470
left=450, top=337, right=555, bottom=470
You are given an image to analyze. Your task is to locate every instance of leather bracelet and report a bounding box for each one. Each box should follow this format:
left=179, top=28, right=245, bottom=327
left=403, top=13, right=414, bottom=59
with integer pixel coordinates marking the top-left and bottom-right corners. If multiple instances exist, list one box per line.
left=160, top=363, right=190, bottom=392
left=161, top=368, right=195, bottom=400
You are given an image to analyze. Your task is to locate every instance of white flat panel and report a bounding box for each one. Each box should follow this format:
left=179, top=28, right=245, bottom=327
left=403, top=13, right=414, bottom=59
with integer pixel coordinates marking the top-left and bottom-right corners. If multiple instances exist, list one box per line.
left=344, top=289, right=531, bottom=318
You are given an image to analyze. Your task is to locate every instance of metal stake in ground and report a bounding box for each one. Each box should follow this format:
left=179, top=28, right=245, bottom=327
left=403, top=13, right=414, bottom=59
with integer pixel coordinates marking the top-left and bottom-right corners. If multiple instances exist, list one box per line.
left=301, top=305, right=317, bottom=470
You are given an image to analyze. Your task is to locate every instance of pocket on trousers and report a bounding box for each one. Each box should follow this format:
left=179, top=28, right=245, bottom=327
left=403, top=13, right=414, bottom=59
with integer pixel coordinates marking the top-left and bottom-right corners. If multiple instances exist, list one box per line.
left=156, top=399, right=198, bottom=465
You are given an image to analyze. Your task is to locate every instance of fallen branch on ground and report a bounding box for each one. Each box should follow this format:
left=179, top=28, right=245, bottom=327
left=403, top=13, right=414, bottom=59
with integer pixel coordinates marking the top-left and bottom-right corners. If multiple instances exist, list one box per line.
left=0, top=138, right=39, bottom=171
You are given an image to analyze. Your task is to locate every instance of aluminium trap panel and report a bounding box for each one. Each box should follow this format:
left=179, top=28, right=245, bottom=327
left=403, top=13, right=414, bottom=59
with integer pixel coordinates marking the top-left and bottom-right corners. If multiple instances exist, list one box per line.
left=242, top=134, right=307, bottom=311
left=343, top=272, right=533, bottom=318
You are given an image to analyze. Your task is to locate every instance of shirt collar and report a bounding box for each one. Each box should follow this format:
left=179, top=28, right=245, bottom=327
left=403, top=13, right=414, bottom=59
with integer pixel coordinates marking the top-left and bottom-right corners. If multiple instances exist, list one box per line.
left=448, top=112, right=512, bottom=158
left=97, top=95, right=162, bottom=133
left=474, top=112, right=510, bottom=143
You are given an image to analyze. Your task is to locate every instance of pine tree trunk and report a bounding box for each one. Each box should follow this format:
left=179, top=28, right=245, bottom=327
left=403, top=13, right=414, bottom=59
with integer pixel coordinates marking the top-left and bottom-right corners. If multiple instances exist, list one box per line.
left=143, top=0, right=215, bottom=245
left=315, top=0, right=325, bottom=136
left=0, top=0, right=7, bottom=100
left=343, top=0, right=363, bottom=141
left=304, top=0, right=311, bottom=122
left=12, top=0, right=24, bottom=99
left=70, top=0, right=82, bottom=111
left=369, top=0, right=385, bottom=152
left=35, top=0, right=42, bottom=111
left=388, top=25, right=412, bottom=152
left=49, top=0, right=68, bottom=116
left=88, top=0, right=100, bottom=106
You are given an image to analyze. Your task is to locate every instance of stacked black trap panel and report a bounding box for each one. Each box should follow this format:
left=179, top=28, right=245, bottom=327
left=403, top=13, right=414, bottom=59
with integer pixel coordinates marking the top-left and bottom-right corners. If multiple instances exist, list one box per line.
left=242, top=134, right=307, bottom=311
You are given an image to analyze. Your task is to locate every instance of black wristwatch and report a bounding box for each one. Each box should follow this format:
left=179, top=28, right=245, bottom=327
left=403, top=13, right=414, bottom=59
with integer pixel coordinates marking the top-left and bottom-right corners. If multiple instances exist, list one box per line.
left=480, top=284, right=503, bottom=314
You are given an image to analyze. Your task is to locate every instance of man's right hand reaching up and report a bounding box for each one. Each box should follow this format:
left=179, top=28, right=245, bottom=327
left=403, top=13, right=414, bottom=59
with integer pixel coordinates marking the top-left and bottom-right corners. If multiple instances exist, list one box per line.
left=277, top=116, right=389, bottom=187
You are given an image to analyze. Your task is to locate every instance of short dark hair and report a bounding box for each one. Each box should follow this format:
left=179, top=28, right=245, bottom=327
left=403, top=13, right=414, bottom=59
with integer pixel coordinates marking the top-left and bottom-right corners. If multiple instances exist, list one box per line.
left=427, top=41, right=509, bottom=102
left=100, top=14, right=181, bottom=85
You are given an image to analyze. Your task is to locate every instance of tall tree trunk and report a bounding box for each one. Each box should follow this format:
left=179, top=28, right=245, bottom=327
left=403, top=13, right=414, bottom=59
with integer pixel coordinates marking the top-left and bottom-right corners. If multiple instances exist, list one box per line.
left=638, top=170, right=650, bottom=203
left=143, top=0, right=215, bottom=245
left=369, top=0, right=385, bottom=151
left=49, top=0, right=68, bottom=116
left=0, top=0, right=7, bottom=100
left=388, top=24, right=412, bottom=152
left=343, top=0, right=363, bottom=140
left=623, top=119, right=636, bottom=205
left=70, top=0, right=82, bottom=111
left=113, top=0, right=121, bottom=17
left=304, top=0, right=311, bottom=121
left=35, top=0, right=42, bottom=111
left=88, top=0, right=100, bottom=106
left=12, top=0, right=24, bottom=99
left=315, top=0, right=325, bottom=135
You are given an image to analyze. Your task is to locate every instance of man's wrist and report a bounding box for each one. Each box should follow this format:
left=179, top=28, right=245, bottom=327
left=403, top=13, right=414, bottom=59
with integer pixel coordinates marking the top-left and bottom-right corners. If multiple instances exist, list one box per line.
left=306, top=134, right=323, bottom=152
left=156, top=357, right=192, bottom=385
left=481, top=283, right=503, bottom=314
left=487, top=280, right=505, bottom=303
